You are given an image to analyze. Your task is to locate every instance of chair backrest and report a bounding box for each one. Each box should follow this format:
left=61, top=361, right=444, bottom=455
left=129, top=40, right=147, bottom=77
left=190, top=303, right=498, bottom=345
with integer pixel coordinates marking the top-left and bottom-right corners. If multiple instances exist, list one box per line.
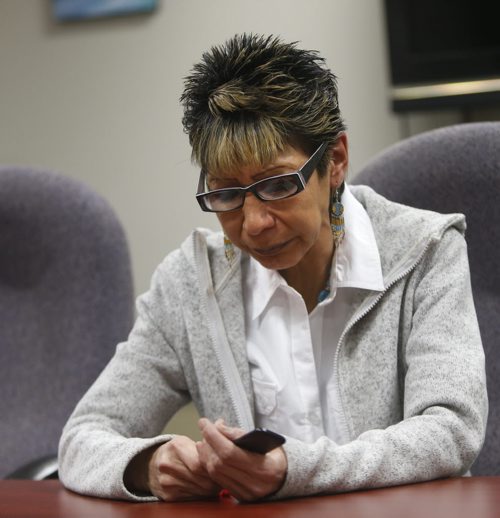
left=353, top=122, right=500, bottom=475
left=0, top=167, right=135, bottom=478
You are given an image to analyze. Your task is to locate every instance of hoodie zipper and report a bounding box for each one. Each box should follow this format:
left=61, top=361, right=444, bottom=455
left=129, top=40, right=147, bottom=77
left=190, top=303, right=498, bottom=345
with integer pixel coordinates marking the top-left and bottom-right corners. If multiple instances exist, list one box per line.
left=193, top=232, right=254, bottom=431
left=333, top=239, right=433, bottom=442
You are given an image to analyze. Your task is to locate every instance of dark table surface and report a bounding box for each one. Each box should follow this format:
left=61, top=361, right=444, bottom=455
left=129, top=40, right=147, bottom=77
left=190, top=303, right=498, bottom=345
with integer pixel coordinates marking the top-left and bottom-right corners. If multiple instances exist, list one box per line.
left=1, top=477, right=500, bottom=518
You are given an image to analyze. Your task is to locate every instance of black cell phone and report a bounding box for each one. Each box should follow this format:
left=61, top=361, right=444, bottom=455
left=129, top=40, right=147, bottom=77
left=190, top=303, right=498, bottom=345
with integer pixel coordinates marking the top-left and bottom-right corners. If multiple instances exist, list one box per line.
left=232, top=428, right=286, bottom=454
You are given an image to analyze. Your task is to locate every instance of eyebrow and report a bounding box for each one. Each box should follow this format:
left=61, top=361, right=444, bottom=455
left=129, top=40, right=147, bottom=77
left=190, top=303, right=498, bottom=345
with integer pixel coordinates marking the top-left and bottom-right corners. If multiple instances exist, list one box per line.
left=207, top=163, right=298, bottom=184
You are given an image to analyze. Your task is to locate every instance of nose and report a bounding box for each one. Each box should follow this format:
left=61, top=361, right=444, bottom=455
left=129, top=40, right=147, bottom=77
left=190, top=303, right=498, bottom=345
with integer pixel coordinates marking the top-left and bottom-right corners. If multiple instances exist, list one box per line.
left=241, top=193, right=275, bottom=236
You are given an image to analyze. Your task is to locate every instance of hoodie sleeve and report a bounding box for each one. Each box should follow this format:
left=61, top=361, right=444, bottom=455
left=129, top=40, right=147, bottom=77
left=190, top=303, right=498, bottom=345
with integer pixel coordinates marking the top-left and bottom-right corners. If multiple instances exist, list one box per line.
left=58, top=257, right=190, bottom=501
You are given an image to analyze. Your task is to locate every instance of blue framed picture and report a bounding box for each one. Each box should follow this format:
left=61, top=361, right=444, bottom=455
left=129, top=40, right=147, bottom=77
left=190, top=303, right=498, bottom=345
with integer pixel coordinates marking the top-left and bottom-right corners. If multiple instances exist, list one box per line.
left=54, top=0, right=157, bottom=21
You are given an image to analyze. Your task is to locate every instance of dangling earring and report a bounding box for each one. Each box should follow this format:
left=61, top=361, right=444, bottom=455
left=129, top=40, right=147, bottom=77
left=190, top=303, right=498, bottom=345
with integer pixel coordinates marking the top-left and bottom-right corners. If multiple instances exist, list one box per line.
left=330, top=187, right=345, bottom=248
left=224, top=234, right=236, bottom=266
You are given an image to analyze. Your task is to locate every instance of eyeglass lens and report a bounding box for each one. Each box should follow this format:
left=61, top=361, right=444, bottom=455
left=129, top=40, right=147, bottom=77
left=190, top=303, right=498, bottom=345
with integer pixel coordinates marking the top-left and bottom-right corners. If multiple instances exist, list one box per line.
left=203, top=174, right=301, bottom=211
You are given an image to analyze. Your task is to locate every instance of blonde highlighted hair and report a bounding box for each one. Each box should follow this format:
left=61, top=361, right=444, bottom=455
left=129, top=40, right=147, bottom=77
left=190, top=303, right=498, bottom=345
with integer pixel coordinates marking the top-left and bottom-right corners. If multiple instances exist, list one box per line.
left=181, top=34, right=346, bottom=176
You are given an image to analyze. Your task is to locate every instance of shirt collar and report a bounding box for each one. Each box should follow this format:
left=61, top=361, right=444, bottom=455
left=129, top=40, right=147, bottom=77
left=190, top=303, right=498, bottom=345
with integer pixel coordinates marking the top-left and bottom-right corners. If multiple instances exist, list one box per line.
left=244, top=256, right=285, bottom=320
left=332, top=183, right=384, bottom=291
left=244, top=183, right=384, bottom=319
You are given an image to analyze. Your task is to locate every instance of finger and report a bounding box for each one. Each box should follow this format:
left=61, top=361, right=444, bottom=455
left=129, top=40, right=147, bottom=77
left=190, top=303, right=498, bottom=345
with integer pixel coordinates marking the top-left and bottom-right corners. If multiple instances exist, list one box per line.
left=198, top=427, right=268, bottom=479
left=171, top=438, right=214, bottom=484
left=196, top=440, right=260, bottom=499
left=156, top=484, right=215, bottom=502
left=196, top=444, right=252, bottom=501
left=153, top=438, right=219, bottom=497
left=214, top=420, right=245, bottom=441
left=154, top=467, right=220, bottom=500
left=207, top=472, right=255, bottom=502
left=161, top=465, right=217, bottom=494
left=197, top=440, right=286, bottom=501
left=199, top=420, right=243, bottom=463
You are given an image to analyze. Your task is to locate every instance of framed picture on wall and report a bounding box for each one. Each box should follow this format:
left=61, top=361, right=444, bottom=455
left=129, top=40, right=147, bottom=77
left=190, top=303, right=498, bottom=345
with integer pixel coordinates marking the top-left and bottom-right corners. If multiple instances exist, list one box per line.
left=53, top=0, right=158, bottom=21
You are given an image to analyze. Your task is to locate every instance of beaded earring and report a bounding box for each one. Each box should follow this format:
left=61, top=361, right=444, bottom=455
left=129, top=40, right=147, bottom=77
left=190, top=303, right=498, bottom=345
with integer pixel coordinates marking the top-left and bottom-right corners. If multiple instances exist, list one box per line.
left=224, top=234, right=236, bottom=265
left=330, top=187, right=345, bottom=248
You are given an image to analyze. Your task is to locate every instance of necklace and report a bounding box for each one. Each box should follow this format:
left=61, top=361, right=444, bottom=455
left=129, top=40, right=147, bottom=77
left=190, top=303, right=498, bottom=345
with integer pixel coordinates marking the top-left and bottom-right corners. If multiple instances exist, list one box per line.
left=317, top=278, right=331, bottom=303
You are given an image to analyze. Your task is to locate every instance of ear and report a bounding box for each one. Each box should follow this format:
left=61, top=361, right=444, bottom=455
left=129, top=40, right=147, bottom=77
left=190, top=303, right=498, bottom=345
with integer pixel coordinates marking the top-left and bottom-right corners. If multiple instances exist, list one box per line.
left=329, top=133, right=349, bottom=190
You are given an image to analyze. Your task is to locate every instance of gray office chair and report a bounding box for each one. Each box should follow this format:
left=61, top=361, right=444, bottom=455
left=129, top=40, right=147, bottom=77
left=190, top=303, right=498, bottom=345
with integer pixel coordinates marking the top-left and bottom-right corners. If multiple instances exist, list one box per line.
left=0, top=166, right=135, bottom=479
left=353, top=122, right=500, bottom=475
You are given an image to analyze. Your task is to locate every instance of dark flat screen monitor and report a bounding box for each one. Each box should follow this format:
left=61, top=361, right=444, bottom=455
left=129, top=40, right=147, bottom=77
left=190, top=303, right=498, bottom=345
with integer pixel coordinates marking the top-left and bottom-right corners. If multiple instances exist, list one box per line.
left=384, top=0, right=500, bottom=111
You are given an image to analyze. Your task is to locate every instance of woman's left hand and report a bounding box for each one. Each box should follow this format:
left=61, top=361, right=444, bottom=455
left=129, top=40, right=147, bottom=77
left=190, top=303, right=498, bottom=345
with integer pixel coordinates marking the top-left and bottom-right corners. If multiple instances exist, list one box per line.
left=197, top=418, right=287, bottom=502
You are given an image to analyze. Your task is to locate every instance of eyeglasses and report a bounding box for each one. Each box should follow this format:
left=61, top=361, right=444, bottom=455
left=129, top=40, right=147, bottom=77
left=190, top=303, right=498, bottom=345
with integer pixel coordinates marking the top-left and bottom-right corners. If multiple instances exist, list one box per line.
left=196, top=141, right=329, bottom=213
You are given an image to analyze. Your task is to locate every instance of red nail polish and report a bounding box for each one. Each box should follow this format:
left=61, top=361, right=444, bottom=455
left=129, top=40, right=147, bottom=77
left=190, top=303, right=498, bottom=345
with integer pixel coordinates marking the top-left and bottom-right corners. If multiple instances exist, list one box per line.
left=218, top=488, right=232, bottom=500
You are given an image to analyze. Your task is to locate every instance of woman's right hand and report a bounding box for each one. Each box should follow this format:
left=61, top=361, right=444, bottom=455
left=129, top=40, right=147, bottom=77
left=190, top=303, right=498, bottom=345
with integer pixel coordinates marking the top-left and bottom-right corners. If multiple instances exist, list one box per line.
left=147, top=435, right=221, bottom=501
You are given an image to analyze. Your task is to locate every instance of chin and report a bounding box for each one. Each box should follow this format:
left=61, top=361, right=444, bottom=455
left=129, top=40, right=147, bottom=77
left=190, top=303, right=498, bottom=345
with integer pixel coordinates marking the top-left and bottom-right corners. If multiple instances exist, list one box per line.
left=250, top=250, right=302, bottom=272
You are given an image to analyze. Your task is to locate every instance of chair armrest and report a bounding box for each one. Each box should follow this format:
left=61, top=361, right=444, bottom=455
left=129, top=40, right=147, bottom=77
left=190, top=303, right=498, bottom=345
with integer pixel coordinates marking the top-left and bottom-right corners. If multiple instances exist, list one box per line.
left=5, top=454, right=58, bottom=480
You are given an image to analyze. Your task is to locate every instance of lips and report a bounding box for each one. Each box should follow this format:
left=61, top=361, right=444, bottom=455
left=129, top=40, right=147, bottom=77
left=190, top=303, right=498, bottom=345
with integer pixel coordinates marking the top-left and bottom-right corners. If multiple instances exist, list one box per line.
left=253, top=238, right=293, bottom=256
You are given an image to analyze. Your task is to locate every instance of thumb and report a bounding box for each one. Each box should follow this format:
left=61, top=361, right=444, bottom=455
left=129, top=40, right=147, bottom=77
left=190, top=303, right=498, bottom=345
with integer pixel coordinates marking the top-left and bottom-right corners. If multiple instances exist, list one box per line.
left=215, top=419, right=244, bottom=440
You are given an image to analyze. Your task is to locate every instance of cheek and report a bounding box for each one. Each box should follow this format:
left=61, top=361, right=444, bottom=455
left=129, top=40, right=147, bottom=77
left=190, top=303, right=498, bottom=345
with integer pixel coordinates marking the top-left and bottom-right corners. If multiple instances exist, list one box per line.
left=305, top=211, right=326, bottom=243
left=303, top=190, right=330, bottom=228
left=217, top=214, right=242, bottom=242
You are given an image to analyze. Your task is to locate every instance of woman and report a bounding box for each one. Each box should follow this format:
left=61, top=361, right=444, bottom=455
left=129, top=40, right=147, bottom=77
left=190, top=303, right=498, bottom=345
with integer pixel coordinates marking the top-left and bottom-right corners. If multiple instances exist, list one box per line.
left=58, top=34, right=487, bottom=502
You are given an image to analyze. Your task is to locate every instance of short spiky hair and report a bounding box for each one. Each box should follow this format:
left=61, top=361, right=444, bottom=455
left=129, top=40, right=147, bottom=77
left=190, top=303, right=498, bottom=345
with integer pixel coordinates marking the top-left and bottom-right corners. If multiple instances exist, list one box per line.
left=181, top=33, right=346, bottom=176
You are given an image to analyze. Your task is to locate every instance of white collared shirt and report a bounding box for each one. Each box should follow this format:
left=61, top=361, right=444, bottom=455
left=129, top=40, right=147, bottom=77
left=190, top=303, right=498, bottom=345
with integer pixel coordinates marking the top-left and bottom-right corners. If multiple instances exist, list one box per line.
left=243, top=184, right=385, bottom=444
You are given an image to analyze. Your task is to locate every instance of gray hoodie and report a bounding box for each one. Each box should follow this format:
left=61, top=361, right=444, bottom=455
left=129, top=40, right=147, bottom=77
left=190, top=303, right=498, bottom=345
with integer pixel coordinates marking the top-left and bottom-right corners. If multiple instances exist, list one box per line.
left=58, top=185, right=487, bottom=501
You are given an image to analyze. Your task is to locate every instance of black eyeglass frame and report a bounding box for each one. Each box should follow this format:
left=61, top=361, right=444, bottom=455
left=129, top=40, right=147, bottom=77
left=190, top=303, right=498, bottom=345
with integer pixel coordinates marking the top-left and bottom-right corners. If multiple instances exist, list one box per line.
left=196, top=141, right=329, bottom=213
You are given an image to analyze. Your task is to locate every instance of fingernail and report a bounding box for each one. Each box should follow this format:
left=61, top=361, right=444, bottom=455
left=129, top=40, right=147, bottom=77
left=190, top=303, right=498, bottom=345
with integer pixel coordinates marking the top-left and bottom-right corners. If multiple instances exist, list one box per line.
left=219, top=489, right=232, bottom=500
